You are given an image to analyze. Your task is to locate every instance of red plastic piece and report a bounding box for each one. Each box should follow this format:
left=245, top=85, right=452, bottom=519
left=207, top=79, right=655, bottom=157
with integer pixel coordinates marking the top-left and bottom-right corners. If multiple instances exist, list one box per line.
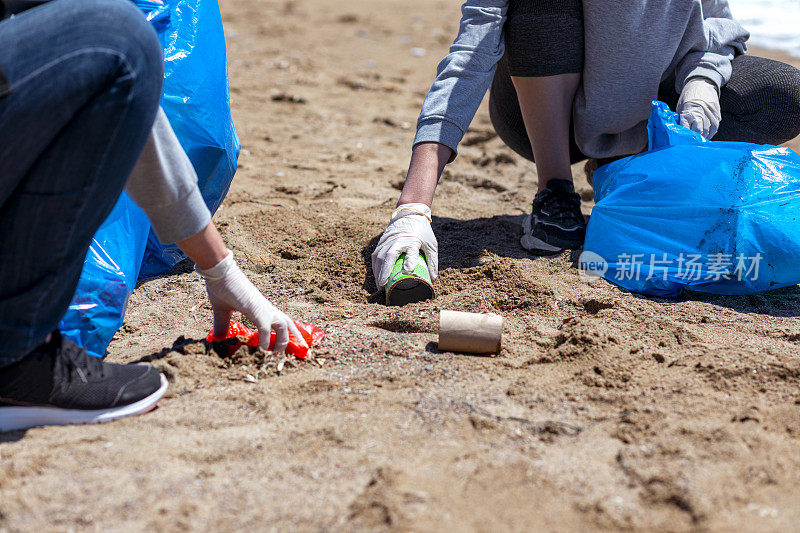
left=206, top=320, right=324, bottom=359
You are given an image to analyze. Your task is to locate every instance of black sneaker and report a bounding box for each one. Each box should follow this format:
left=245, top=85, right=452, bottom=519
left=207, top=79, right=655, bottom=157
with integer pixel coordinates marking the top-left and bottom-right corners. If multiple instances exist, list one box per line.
left=0, top=332, right=167, bottom=432
left=521, top=179, right=586, bottom=254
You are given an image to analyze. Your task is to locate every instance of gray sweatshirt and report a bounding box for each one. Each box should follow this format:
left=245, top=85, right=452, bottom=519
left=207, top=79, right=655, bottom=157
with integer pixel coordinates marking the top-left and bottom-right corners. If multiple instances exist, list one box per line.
left=125, top=108, right=211, bottom=244
left=414, top=0, right=750, bottom=159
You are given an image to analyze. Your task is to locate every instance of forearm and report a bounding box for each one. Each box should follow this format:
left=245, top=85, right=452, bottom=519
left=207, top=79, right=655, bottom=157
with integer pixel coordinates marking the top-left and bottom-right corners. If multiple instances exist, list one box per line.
left=176, top=222, right=229, bottom=270
left=397, top=142, right=453, bottom=207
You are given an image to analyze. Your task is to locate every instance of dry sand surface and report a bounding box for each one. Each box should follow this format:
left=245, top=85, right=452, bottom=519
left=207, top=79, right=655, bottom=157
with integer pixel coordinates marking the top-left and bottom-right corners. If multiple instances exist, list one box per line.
left=3, top=1, right=800, bottom=531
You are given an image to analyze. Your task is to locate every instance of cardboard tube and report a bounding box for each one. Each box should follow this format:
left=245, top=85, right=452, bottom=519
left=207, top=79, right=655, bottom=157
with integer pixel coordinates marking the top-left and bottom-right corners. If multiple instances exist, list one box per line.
left=438, top=310, right=504, bottom=354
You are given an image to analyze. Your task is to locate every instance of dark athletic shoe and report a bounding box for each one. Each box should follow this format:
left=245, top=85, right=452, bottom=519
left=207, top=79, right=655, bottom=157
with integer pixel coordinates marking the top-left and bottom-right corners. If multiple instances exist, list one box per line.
left=0, top=332, right=167, bottom=432
left=521, top=179, right=586, bottom=254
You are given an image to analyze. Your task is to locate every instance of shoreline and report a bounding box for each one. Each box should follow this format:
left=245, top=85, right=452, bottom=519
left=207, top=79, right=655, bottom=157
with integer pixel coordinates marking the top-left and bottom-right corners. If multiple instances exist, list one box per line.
left=749, top=45, right=800, bottom=64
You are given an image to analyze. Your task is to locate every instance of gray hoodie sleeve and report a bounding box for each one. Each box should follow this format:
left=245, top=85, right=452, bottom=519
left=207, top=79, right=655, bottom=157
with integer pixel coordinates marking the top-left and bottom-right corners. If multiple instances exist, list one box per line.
left=413, top=0, right=508, bottom=160
left=674, top=0, right=749, bottom=93
left=125, top=108, right=211, bottom=244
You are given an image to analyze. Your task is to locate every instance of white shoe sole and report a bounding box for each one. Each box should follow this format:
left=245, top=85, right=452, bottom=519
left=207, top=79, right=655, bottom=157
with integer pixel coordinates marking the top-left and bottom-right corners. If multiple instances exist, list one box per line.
left=0, top=374, right=168, bottom=433
left=520, top=215, right=562, bottom=253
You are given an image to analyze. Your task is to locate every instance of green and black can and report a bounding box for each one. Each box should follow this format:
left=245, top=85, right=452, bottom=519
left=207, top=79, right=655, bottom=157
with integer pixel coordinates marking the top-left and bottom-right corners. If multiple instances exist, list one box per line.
left=385, top=253, right=435, bottom=306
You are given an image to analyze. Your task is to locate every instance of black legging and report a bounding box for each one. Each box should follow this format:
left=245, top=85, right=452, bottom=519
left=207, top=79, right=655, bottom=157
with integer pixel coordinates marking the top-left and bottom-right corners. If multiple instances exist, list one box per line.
left=489, top=0, right=800, bottom=163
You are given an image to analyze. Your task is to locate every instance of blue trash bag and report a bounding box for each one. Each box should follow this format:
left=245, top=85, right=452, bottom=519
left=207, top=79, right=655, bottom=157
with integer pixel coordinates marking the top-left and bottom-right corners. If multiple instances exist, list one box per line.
left=137, top=0, right=240, bottom=278
left=582, top=100, right=800, bottom=297
left=137, top=0, right=171, bottom=42
left=59, top=0, right=238, bottom=357
left=58, top=194, right=151, bottom=357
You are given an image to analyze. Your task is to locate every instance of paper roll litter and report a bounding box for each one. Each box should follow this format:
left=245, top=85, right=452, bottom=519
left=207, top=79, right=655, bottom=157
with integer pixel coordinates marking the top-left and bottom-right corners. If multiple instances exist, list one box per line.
left=438, top=310, right=504, bottom=354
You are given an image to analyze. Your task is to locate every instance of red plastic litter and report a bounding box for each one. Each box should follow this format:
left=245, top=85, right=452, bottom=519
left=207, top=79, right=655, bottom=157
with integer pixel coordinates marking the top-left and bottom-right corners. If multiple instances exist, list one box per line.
left=206, top=320, right=324, bottom=359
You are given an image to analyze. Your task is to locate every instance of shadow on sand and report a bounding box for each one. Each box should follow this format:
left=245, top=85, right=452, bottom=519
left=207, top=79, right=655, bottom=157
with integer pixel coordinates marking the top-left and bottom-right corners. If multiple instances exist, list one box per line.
left=362, top=214, right=800, bottom=317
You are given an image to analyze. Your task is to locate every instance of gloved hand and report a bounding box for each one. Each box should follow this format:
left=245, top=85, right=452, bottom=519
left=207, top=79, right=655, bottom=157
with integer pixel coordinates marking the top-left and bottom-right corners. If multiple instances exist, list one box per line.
left=677, top=77, right=722, bottom=139
left=371, top=203, right=438, bottom=289
left=197, top=250, right=305, bottom=353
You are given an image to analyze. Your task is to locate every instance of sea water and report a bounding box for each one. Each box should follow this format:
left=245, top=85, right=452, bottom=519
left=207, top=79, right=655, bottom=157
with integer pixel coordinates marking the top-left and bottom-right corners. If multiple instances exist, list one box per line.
left=728, top=0, right=800, bottom=56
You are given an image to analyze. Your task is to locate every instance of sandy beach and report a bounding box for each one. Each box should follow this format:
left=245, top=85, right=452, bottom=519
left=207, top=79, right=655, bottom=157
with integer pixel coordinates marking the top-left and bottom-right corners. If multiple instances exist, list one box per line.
left=2, top=0, right=800, bottom=531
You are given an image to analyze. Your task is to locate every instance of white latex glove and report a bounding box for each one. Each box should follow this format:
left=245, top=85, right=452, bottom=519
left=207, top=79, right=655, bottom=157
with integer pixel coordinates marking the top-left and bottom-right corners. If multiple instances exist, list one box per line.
left=371, top=203, right=438, bottom=289
left=197, top=250, right=305, bottom=353
left=677, top=77, right=722, bottom=139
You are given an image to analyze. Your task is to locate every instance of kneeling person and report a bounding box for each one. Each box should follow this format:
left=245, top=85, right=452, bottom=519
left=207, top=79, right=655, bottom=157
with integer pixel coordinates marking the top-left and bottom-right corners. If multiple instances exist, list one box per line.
left=372, top=0, right=800, bottom=289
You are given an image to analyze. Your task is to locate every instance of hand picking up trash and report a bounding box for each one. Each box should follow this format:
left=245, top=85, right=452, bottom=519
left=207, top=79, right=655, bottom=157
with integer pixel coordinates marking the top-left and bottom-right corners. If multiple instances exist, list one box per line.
left=207, top=319, right=324, bottom=360
left=372, top=203, right=437, bottom=306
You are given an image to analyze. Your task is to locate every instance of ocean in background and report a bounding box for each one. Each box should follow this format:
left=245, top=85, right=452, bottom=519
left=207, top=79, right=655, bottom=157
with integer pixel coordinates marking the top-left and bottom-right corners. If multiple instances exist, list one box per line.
left=728, top=0, right=800, bottom=56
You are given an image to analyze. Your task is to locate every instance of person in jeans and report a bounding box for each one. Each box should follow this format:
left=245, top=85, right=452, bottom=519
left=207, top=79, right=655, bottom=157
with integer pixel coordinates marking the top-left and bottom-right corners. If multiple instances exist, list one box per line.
left=0, top=0, right=304, bottom=432
left=371, top=0, right=800, bottom=289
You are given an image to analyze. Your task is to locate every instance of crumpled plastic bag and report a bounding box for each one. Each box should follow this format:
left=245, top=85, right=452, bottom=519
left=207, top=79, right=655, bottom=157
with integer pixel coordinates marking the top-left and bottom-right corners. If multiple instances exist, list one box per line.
left=582, top=100, right=800, bottom=297
left=207, top=320, right=325, bottom=360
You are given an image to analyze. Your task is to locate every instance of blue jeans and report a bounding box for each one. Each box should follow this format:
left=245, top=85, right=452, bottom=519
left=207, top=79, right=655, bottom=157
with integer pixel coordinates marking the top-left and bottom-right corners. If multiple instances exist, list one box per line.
left=0, top=0, right=163, bottom=366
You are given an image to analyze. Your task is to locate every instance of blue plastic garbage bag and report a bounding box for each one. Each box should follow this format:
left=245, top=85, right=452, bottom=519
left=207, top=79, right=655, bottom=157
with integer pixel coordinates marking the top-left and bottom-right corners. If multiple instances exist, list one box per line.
left=582, top=101, right=800, bottom=297
left=59, top=0, right=238, bottom=357
left=58, top=194, right=151, bottom=358
left=136, top=0, right=171, bottom=42
left=137, top=0, right=240, bottom=278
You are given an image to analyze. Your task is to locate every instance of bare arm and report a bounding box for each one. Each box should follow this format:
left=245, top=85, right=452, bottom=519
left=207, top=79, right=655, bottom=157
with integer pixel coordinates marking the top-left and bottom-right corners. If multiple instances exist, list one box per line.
left=176, top=222, right=228, bottom=270
left=397, top=142, right=453, bottom=208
